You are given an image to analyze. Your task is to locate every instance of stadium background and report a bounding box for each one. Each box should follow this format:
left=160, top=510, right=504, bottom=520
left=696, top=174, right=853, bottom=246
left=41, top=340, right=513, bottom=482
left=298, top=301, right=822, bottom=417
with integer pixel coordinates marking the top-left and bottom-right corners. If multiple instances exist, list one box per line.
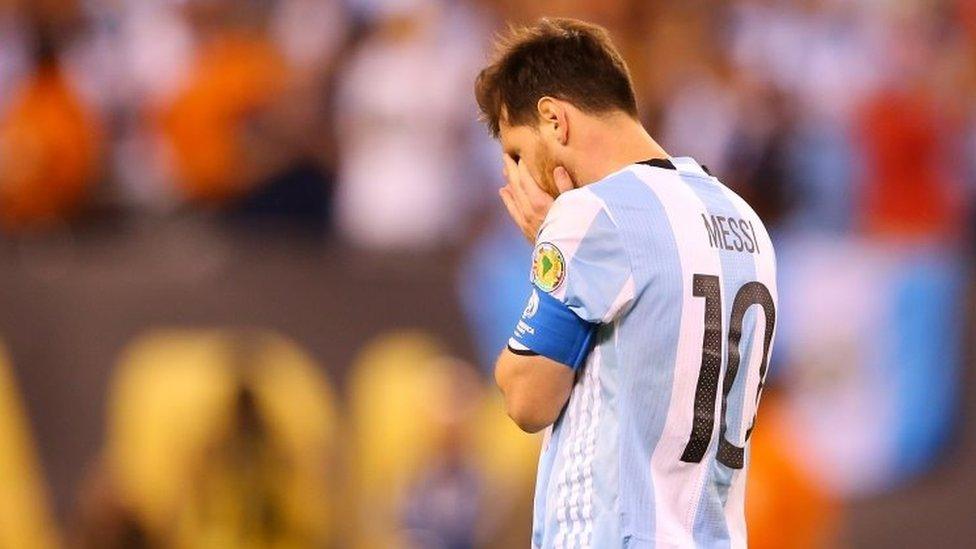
left=0, top=0, right=974, bottom=546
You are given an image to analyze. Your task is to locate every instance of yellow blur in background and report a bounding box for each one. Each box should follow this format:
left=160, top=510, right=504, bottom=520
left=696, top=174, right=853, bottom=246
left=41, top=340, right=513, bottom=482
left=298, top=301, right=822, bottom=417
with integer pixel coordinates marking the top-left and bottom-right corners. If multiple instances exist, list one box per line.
left=0, top=343, right=59, bottom=549
left=63, top=329, right=540, bottom=548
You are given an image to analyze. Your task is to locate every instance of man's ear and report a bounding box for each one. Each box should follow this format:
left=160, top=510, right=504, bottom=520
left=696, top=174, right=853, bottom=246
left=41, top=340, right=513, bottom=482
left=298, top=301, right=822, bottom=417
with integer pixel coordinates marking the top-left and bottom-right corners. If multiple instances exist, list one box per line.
left=537, top=97, right=569, bottom=146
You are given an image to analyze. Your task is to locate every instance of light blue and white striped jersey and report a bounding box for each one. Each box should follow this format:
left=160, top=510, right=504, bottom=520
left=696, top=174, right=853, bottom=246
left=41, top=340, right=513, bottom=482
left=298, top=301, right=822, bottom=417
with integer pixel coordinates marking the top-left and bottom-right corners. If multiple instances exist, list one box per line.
left=529, top=157, right=778, bottom=549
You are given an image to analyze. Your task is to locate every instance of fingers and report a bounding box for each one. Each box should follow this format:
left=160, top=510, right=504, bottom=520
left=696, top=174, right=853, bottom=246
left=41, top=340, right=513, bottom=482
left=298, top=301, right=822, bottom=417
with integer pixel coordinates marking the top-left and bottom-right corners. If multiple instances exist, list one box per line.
left=516, top=159, right=536, bottom=193
left=553, top=166, right=575, bottom=194
left=509, top=160, right=536, bottom=213
left=502, top=155, right=533, bottom=209
left=502, top=155, right=520, bottom=187
left=516, top=159, right=540, bottom=195
left=499, top=186, right=534, bottom=242
left=516, top=159, right=554, bottom=209
left=499, top=186, right=524, bottom=225
left=497, top=153, right=556, bottom=244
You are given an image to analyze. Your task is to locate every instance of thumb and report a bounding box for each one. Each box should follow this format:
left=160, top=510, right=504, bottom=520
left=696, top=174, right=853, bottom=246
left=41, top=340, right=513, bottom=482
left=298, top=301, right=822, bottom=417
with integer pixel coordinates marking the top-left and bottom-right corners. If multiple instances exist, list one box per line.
left=553, top=166, right=575, bottom=194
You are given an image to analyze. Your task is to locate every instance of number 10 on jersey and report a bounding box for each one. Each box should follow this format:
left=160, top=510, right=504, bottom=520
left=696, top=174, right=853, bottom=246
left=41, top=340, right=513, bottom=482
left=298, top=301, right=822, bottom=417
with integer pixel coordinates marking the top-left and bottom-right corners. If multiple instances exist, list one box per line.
left=680, top=274, right=776, bottom=470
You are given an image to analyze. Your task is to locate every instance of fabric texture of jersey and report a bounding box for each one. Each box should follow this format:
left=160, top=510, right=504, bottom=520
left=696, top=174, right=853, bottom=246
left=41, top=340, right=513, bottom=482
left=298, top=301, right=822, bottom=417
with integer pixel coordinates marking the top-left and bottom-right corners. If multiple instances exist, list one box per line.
left=529, top=157, right=778, bottom=549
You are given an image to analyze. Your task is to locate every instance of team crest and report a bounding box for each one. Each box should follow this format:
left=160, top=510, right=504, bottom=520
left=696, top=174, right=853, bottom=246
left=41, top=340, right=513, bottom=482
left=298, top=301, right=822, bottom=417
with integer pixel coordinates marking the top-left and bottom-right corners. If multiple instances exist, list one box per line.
left=532, top=242, right=566, bottom=293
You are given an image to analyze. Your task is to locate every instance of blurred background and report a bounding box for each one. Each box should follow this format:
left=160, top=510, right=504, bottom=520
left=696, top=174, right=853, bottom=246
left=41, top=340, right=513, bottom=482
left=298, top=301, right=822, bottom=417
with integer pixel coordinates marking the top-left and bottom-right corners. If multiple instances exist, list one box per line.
left=0, top=0, right=973, bottom=547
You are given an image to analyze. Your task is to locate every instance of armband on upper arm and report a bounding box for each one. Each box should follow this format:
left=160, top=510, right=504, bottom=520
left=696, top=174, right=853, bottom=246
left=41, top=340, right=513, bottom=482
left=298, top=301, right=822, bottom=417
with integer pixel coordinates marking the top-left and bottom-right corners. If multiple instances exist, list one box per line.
left=508, top=288, right=597, bottom=370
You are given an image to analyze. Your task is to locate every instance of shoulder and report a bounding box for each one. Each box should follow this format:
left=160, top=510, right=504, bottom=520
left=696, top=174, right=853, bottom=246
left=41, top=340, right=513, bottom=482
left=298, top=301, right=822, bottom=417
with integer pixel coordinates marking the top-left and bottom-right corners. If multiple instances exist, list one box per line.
left=545, top=166, right=653, bottom=228
left=534, top=185, right=633, bottom=292
left=713, top=178, right=778, bottom=269
left=549, top=186, right=609, bottom=219
left=539, top=187, right=615, bottom=242
left=714, top=178, right=774, bottom=241
left=579, top=164, right=683, bottom=220
left=533, top=186, right=638, bottom=321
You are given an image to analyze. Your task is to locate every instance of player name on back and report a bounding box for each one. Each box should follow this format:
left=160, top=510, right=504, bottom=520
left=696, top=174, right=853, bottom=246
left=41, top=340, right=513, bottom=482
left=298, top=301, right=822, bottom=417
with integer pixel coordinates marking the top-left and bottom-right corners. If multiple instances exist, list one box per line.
left=701, top=213, right=761, bottom=254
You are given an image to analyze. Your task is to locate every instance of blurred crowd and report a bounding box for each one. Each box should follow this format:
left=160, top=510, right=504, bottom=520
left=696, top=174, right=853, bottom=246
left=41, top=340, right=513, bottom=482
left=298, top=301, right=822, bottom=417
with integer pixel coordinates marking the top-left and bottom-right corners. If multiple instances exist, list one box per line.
left=0, top=0, right=973, bottom=242
left=1, top=0, right=975, bottom=547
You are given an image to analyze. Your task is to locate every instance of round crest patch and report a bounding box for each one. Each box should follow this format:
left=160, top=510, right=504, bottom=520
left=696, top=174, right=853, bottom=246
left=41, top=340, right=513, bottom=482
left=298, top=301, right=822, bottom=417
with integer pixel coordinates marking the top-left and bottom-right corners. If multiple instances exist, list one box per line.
left=531, top=242, right=566, bottom=293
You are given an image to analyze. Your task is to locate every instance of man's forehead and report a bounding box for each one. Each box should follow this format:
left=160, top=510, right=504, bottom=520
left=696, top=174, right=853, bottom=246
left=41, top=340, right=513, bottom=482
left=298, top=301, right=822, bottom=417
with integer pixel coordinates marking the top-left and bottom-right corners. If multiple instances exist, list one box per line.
left=498, top=112, right=530, bottom=144
left=498, top=114, right=517, bottom=148
left=499, top=106, right=511, bottom=129
left=498, top=109, right=514, bottom=137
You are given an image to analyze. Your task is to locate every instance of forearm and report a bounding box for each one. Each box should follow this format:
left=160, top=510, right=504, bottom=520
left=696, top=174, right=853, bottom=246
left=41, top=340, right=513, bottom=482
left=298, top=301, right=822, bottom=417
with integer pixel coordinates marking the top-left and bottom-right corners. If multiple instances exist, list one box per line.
left=494, top=349, right=573, bottom=433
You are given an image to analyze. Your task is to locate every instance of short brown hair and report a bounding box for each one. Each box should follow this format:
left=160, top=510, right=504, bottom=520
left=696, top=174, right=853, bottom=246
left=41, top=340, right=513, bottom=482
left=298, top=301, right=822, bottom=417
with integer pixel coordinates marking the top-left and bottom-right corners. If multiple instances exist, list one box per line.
left=475, top=18, right=639, bottom=137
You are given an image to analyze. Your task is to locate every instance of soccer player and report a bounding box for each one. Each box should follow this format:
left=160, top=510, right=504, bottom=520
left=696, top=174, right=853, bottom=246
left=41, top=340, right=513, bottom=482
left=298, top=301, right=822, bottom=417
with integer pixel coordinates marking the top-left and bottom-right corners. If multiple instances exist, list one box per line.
left=475, top=18, right=778, bottom=548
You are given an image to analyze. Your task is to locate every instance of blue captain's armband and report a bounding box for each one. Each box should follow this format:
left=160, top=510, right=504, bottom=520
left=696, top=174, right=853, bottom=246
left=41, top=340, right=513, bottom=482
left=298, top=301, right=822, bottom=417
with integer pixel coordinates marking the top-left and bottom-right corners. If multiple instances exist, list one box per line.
left=508, top=288, right=598, bottom=370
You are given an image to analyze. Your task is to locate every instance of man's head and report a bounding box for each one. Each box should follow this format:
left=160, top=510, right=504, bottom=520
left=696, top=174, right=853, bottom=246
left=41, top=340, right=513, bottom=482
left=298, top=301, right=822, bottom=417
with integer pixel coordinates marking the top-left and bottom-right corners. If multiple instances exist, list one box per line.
left=475, top=18, right=639, bottom=196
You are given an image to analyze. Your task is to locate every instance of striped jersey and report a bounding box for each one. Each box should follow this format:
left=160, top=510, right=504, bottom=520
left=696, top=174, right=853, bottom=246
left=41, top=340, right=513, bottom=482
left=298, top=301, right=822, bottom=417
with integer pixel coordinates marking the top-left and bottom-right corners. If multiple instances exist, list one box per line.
left=528, top=157, right=778, bottom=548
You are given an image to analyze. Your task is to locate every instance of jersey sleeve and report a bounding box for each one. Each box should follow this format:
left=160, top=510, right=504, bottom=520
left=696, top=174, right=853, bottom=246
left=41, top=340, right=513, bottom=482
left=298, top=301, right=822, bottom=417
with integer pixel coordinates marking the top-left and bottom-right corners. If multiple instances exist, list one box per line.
left=530, top=189, right=636, bottom=324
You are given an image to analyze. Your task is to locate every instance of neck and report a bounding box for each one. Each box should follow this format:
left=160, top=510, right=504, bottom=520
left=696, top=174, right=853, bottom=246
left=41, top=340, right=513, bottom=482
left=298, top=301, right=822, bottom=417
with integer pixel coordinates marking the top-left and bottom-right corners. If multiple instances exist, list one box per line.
left=572, top=115, right=668, bottom=186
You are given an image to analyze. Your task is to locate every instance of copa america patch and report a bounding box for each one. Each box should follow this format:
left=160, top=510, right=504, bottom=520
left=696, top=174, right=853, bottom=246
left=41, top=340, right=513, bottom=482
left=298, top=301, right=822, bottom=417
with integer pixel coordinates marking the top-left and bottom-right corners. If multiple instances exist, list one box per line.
left=531, top=242, right=566, bottom=293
